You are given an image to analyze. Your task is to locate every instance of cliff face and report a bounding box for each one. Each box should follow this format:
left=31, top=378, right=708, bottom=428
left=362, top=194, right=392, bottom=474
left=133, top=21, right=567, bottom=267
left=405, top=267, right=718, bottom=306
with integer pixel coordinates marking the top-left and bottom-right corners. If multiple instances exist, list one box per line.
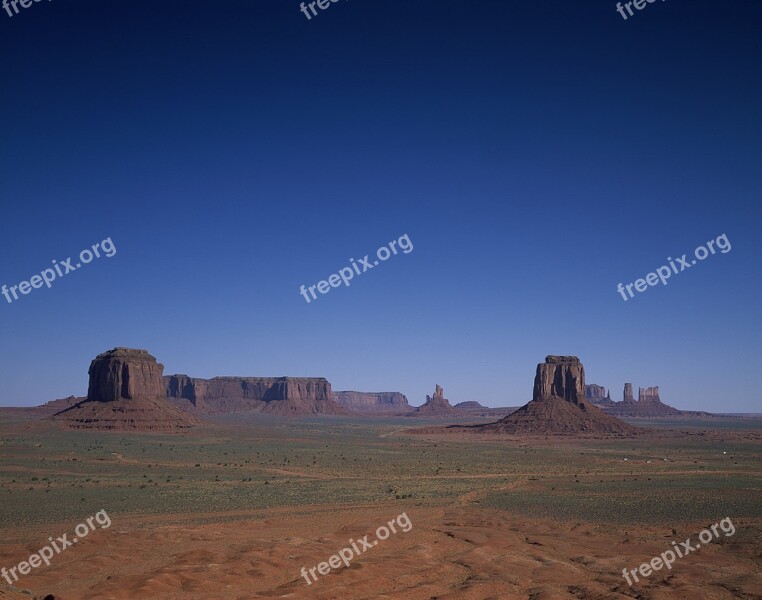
left=532, top=355, right=586, bottom=405
left=164, top=375, right=344, bottom=415
left=623, top=383, right=635, bottom=404
left=334, top=391, right=409, bottom=414
left=478, top=356, right=635, bottom=435
left=87, top=348, right=166, bottom=402
left=53, top=348, right=198, bottom=431
left=585, top=384, right=607, bottom=401
left=638, top=386, right=661, bottom=403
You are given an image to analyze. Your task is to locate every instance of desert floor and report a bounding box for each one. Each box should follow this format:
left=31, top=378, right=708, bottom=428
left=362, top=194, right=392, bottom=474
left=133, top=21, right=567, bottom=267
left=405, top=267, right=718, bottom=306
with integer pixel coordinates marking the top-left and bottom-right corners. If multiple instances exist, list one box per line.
left=1, top=414, right=761, bottom=600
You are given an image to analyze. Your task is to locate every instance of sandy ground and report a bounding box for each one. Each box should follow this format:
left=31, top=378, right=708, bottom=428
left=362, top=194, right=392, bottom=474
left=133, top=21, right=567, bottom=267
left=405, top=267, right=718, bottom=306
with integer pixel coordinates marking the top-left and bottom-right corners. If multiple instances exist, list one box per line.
left=2, top=502, right=761, bottom=600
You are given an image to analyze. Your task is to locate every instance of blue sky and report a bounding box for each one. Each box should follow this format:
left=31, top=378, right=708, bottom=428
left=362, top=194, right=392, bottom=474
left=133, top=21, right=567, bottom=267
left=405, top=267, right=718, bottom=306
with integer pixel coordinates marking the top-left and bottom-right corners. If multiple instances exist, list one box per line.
left=1, top=0, right=760, bottom=411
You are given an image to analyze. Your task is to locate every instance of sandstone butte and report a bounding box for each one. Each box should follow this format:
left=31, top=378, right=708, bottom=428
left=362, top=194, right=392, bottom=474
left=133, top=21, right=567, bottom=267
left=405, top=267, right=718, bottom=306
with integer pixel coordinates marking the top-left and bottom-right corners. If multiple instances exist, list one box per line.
left=587, top=382, right=686, bottom=417
left=476, top=356, right=636, bottom=435
left=52, top=348, right=200, bottom=432
left=410, top=384, right=457, bottom=415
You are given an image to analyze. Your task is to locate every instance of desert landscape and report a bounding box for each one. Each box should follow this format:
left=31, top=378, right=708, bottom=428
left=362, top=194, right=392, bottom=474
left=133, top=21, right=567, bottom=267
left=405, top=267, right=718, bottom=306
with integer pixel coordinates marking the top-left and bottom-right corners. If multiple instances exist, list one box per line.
left=2, top=1, right=760, bottom=599
left=0, top=350, right=760, bottom=599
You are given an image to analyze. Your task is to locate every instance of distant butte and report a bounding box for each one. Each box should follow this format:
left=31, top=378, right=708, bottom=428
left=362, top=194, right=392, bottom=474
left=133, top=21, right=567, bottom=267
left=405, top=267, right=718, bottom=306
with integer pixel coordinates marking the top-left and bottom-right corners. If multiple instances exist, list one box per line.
left=475, top=356, right=636, bottom=435
left=586, top=382, right=701, bottom=417
left=409, top=384, right=456, bottom=416
left=52, top=348, right=199, bottom=431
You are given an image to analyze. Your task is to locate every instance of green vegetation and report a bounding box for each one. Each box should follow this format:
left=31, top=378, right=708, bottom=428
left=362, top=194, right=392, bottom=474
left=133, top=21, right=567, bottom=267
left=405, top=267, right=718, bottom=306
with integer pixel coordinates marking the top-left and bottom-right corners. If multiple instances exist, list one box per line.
left=1, top=416, right=760, bottom=529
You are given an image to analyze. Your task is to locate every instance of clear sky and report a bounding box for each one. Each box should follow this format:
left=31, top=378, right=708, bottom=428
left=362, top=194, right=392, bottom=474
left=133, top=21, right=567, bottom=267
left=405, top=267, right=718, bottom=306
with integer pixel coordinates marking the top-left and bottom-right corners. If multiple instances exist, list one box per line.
left=1, top=0, right=760, bottom=412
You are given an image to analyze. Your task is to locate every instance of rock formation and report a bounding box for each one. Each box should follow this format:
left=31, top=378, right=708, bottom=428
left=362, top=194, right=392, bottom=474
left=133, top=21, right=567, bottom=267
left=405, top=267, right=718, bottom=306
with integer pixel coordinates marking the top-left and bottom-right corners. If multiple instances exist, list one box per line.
left=87, top=348, right=166, bottom=402
left=476, top=356, right=636, bottom=435
left=410, top=384, right=456, bottom=415
left=164, top=375, right=347, bottom=415
left=584, top=384, right=608, bottom=402
left=334, top=391, right=409, bottom=414
left=623, top=383, right=635, bottom=404
left=589, top=383, right=682, bottom=417
left=454, top=401, right=487, bottom=410
left=638, top=386, right=660, bottom=403
left=52, top=348, right=199, bottom=431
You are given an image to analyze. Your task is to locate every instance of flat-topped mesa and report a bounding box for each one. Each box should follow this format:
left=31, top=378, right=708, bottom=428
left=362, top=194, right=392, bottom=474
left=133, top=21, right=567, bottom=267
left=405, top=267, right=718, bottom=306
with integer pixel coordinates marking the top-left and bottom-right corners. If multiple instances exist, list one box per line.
left=532, top=355, right=585, bottom=405
left=334, top=391, right=409, bottom=414
left=165, top=376, right=333, bottom=402
left=87, top=347, right=166, bottom=402
left=163, top=375, right=345, bottom=415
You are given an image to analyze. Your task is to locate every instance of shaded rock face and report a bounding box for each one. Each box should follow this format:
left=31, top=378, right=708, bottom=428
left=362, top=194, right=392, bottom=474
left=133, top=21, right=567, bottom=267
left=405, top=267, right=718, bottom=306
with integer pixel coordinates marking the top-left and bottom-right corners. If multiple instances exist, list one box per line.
left=53, top=348, right=198, bottom=432
left=532, top=355, right=585, bottom=405
left=638, top=386, right=660, bottom=403
left=165, top=374, right=198, bottom=403
left=87, top=348, right=165, bottom=402
left=334, top=391, right=409, bottom=414
left=477, top=356, right=636, bottom=435
left=623, top=383, right=635, bottom=404
left=164, top=375, right=345, bottom=415
left=585, top=384, right=607, bottom=401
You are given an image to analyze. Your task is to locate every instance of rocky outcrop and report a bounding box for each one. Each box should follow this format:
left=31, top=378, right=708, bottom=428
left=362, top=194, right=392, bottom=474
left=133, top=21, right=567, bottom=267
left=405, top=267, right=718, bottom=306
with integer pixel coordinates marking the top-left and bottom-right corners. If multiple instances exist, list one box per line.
left=410, top=384, right=456, bottom=415
left=532, top=356, right=586, bottom=405
left=334, top=391, right=409, bottom=414
left=585, top=384, right=608, bottom=402
left=590, top=383, right=682, bottom=417
left=53, top=348, right=198, bottom=431
left=476, top=356, right=636, bottom=435
left=164, top=375, right=346, bottom=415
left=623, top=383, right=635, bottom=404
left=638, top=386, right=660, bottom=403
left=87, top=348, right=166, bottom=402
